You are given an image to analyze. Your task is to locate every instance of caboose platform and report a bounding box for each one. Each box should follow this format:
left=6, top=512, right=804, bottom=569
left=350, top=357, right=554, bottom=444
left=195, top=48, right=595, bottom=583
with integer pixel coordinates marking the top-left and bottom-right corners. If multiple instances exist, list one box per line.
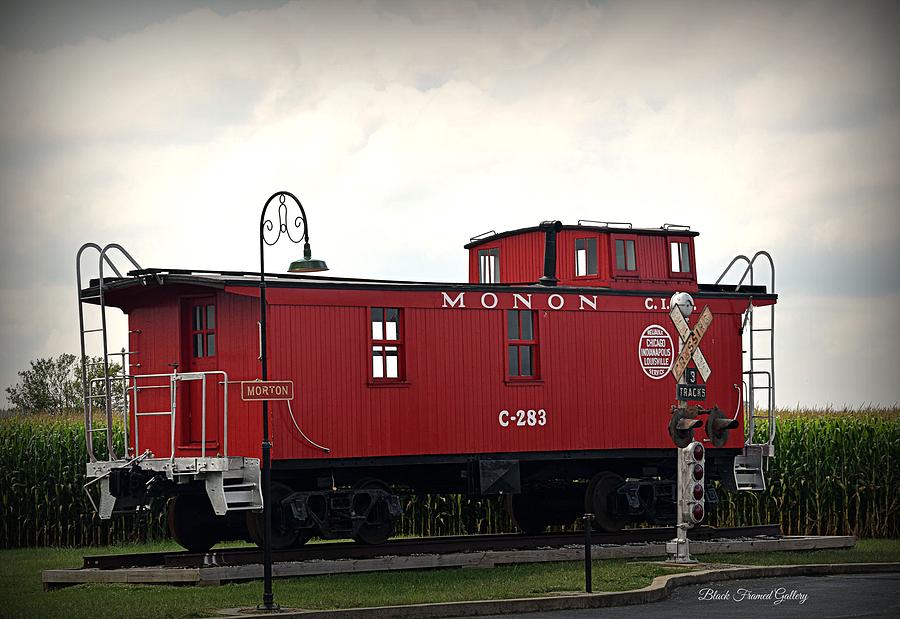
left=42, top=528, right=854, bottom=590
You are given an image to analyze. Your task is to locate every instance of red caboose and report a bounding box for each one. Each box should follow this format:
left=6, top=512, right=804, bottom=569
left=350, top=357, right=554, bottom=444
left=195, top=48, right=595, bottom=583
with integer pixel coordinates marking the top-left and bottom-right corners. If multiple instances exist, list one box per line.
left=78, top=218, right=776, bottom=551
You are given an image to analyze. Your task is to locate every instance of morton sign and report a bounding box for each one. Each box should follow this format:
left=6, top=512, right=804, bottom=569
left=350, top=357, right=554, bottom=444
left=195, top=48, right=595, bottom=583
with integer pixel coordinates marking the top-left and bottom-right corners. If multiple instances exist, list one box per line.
left=240, top=380, right=294, bottom=401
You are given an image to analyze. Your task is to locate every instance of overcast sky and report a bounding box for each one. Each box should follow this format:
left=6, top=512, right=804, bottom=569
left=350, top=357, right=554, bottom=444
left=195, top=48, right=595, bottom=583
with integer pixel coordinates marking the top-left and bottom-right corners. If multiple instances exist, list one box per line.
left=1, top=0, right=898, bottom=408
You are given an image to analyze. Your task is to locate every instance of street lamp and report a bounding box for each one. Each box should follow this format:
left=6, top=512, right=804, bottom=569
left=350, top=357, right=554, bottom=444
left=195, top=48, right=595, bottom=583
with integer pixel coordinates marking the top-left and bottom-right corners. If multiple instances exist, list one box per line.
left=257, top=191, right=328, bottom=610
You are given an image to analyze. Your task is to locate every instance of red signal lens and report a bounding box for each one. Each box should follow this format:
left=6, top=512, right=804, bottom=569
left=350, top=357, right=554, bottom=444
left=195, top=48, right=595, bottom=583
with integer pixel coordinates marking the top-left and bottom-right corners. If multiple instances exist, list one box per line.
left=692, top=463, right=704, bottom=481
left=692, top=443, right=704, bottom=461
left=692, top=483, right=704, bottom=500
left=691, top=503, right=704, bottom=522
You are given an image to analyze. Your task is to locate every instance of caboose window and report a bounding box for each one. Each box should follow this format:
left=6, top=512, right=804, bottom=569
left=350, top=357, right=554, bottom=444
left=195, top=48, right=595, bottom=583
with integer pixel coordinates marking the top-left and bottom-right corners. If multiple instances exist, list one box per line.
left=506, top=310, right=537, bottom=378
left=670, top=240, right=691, bottom=274
left=615, top=238, right=636, bottom=272
left=575, top=238, right=598, bottom=276
left=479, top=248, right=500, bottom=283
left=189, top=303, right=216, bottom=358
left=371, top=307, right=403, bottom=380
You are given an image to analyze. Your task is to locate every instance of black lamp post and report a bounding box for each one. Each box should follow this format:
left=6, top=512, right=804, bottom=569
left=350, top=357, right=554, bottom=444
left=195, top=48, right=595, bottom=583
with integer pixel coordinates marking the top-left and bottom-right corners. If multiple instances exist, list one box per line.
left=257, top=191, right=328, bottom=610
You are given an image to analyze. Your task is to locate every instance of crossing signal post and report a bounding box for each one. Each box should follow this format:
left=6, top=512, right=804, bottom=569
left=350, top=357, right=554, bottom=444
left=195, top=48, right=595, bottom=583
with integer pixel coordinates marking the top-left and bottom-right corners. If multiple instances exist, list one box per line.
left=667, top=291, right=707, bottom=563
left=667, top=440, right=705, bottom=563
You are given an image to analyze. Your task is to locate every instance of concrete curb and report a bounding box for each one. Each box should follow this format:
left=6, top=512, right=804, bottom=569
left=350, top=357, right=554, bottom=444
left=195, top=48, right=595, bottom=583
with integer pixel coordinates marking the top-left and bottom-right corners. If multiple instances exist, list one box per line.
left=218, top=562, right=900, bottom=618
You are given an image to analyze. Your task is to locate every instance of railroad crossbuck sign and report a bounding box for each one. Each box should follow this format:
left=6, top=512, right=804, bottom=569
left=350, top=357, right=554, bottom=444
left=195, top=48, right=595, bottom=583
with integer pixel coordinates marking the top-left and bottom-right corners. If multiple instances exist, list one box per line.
left=670, top=305, right=713, bottom=382
left=240, top=380, right=294, bottom=402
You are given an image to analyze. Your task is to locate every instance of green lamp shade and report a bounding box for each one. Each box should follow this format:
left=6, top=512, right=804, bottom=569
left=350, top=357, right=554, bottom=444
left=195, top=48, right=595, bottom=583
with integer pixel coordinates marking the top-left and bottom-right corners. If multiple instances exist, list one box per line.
left=288, top=257, right=329, bottom=272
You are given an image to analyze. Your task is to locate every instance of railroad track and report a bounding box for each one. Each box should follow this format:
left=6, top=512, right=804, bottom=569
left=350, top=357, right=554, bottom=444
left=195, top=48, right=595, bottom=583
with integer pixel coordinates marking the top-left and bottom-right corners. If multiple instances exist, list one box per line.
left=83, top=524, right=780, bottom=570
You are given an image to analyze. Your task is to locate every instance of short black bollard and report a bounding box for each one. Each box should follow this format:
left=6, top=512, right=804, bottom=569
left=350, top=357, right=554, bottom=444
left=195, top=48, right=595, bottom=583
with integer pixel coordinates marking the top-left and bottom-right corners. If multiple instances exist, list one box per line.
left=582, top=513, right=594, bottom=593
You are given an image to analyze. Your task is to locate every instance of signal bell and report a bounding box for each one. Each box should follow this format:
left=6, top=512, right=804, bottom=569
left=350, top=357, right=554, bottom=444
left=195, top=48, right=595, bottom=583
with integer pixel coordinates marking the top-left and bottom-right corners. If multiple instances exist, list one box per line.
left=681, top=441, right=705, bottom=527
left=669, top=406, right=703, bottom=448
left=706, top=406, right=739, bottom=448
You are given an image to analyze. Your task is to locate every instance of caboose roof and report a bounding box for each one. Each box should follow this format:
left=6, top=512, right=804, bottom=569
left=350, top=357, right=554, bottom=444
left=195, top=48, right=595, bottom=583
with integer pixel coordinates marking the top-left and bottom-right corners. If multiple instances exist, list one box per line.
left=83, top=266, right=772, bottom=305
left=464, top=223, right=699, bottom=249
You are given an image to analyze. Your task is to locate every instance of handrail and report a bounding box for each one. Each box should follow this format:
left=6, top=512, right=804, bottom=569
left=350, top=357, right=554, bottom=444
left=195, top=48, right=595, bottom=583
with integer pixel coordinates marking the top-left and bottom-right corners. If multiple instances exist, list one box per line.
left=577, top=220, right=633, bottom=228
left=714, top=254, right=750, bottom=286
left=732, top=383, right=743, bottom=423
left=735, top=250, right=775, bottom=292
left=715, top=250, right=776, bottom=293
left=469, top=229, right=497, bottom=242
left=129, top=370, right=229, bottom=461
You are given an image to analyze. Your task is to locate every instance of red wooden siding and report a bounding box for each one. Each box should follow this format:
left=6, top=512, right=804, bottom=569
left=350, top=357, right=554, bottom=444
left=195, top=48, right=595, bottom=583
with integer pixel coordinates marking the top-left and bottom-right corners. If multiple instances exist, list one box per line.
left=468, top=231, right=545, bottom=284
left=127, top=293, right=181, bottom=459
left=125, top=284, right=762, bottom=463
left=128, top=287, right=263, bottom=460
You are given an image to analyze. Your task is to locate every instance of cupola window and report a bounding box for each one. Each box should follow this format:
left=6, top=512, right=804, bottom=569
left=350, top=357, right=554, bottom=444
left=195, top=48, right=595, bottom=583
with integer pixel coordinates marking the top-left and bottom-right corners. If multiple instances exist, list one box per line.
left=479, top=248, right=500, bottom=283
left=575, top=238, right=598, bottom=276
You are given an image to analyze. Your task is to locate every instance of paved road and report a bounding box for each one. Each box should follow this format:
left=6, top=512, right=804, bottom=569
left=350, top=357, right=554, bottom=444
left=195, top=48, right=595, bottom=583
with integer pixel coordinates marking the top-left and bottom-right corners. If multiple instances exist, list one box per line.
left=469, top=572, right=900, bottom=618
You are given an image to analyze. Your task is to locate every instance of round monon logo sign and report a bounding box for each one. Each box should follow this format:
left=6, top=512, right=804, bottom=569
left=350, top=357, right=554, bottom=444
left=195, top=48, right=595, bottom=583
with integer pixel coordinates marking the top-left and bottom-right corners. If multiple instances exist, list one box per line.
left=638, top=325, right=674, bottom=379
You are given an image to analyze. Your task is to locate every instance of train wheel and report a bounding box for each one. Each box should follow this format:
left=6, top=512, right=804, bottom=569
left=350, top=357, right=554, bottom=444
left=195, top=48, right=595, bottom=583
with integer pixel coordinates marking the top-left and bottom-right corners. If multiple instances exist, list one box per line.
left=585, top=472, right=627, bottom=532
left=506, top=493, right=550, bottom=535
left=246, top=481, right=300, bottom=550
left=352, top=478, right=395, bottom=545
left=167, top=494, right=220, bottom=552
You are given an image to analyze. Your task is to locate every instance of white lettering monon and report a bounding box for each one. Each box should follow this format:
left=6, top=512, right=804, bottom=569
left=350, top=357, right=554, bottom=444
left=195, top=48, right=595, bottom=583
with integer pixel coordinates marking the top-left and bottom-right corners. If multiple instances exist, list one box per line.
left=442, top=292, right=466, bottom=308
left=481, top=292, right=498, bottom=309
left=579, top=295, right=598, bottom=310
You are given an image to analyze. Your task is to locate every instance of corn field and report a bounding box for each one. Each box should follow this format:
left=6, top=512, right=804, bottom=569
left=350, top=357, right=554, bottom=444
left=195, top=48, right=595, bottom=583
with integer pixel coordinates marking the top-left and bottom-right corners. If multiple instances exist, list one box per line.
left=712, top=409, right=900, bottom=537
left=0, top=413, right=169, bottom=549
left=1, top=408, right=897, bottom=549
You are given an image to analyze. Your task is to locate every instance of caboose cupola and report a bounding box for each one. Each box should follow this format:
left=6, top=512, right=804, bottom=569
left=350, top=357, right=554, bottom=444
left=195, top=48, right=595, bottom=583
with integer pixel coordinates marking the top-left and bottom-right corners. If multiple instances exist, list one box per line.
left=465, top=221, right=699, bottom=292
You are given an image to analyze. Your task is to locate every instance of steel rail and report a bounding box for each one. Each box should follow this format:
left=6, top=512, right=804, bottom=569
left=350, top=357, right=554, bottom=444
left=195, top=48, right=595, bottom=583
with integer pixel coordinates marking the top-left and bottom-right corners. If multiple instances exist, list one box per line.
left=83, top=524, right=781, bottom=570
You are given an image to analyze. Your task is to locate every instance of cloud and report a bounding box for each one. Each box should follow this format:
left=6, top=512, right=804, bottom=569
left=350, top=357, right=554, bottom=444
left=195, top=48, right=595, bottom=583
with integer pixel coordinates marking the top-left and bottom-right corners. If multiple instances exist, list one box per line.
left=1, top=0, right=899, bottom=406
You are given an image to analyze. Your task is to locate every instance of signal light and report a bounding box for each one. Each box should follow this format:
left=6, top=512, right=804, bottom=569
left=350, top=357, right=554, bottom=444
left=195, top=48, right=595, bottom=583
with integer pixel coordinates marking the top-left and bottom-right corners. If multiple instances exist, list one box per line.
left=692, top=483, right=704, bottom=501
left=692, top=503, right=704, bottom=522
left=681, top=440, right=706, bottom=527
left=692, top=443, right=704, bottom=461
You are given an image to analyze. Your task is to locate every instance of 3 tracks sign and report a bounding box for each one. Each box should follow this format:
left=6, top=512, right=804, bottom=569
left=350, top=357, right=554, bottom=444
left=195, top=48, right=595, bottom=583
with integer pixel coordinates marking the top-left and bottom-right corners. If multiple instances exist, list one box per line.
left=669, top=304, right=713, bottom=402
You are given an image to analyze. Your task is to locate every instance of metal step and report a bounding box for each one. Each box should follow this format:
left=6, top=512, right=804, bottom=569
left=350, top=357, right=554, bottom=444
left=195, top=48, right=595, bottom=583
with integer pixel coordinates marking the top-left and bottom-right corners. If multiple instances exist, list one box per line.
left=224, top=482, right=258, bottom=490
left=222, top=471, right=262, bottom=510
left=224, top=490, right=259, bottom=505
left=735, top=468, right=765, bottom=491
left=223, top=491, right=262, bottom=509
left=734, top=445, right=767, bottom=491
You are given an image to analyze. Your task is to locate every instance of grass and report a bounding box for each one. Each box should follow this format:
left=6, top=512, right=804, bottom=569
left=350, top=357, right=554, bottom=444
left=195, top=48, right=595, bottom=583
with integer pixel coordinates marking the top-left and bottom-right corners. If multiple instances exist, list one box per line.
left=2, top=540, right=899, bottom=619
left=696, top=538, right=900, bottom=565
left=0, top=541, right=688, bottom=619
